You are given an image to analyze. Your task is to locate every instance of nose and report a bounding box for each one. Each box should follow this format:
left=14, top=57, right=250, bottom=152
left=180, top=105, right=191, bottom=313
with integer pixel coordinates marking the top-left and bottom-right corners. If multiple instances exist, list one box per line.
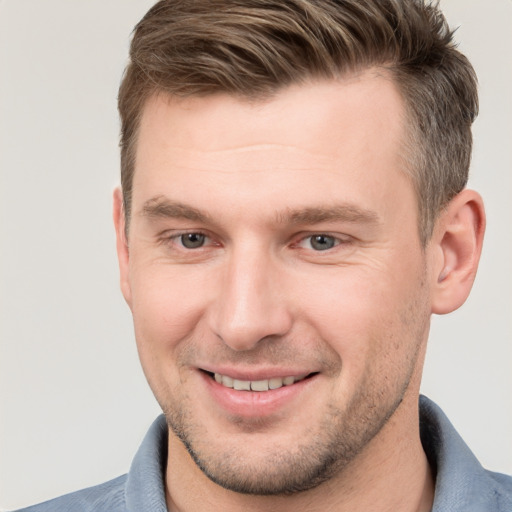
left=208, top=247, right=293, bottom=351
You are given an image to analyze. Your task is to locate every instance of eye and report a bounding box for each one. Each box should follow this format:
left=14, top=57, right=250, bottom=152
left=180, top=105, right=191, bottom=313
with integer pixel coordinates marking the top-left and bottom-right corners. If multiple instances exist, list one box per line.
left=179, top=232, right=206, bottom=249
left=299, top=234, right=339, bottom=251
left=309, top=235, right=337, bottom=251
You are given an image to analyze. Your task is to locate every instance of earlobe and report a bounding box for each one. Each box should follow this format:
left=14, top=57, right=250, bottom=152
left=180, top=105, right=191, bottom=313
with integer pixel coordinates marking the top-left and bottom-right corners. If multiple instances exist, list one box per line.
left=430, top=189, right=485, bottom=315
left=113, top=187, right=132, bottom=306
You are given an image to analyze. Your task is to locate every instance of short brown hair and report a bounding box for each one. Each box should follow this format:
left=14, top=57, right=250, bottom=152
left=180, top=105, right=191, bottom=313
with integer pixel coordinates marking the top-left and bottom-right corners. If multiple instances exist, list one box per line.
left=118, top=0, right=478, bottom=244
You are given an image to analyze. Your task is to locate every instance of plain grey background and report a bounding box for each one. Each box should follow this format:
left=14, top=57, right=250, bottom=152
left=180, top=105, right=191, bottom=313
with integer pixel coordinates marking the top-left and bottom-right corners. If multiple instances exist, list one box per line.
left=0, top=0, right=511, bottom=509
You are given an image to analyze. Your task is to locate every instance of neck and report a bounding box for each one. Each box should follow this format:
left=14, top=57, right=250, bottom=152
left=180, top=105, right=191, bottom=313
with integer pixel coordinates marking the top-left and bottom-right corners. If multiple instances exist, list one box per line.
left=165, top=395, right=434, bottom=512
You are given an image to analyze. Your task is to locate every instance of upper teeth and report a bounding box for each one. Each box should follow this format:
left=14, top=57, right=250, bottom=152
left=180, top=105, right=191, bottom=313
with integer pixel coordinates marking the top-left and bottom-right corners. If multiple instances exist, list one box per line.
left=214, top=373, right=307, bottom=391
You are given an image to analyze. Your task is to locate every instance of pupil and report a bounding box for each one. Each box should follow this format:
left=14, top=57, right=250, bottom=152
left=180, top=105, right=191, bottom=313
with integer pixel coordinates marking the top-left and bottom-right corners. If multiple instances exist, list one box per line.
left=311, top=235, right=334, bottom=251
left=181, top=233, right=205, bottom=249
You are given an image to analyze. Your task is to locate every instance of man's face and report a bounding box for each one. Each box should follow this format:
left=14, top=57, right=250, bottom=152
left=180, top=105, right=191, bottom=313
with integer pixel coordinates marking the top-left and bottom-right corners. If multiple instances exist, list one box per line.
left=118, top=72, right=434, bottom=494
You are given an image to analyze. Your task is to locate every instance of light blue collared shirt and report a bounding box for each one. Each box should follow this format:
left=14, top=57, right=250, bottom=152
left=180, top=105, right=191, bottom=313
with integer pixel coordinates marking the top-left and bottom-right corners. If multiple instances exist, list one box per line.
left=15, top=396, right=512, bottom=511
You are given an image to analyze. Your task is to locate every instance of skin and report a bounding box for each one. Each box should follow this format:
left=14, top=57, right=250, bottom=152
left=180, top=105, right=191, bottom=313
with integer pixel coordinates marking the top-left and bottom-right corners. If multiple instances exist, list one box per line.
left=114, top=70, right=485, bottom=512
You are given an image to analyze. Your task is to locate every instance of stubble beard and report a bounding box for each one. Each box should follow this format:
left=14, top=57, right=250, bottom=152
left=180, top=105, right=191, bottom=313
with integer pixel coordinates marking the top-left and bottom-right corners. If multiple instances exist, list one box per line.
left=162, top=371, right=414, bottom=496
left=159, top=278, right=429, bottom=496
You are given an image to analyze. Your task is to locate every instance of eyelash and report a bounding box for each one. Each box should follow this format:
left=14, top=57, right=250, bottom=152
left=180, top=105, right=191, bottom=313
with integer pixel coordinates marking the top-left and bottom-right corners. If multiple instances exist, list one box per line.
left=160, top=231, right=214, bottom=250
left=294, top=234, right=345, bottom=251
left=159, top=231, right=350, bottom=253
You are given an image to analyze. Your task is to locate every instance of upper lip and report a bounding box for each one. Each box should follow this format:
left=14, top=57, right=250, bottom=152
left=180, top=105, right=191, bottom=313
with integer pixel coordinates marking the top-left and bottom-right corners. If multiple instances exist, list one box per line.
left=198, top=366, right=317, bottom=381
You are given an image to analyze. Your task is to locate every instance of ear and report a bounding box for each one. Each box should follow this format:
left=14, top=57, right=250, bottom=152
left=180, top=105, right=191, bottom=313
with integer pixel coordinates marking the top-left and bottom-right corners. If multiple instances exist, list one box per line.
left=430, top=189, right=485, bottom=315
left=113, top=187, right=132, bottom=306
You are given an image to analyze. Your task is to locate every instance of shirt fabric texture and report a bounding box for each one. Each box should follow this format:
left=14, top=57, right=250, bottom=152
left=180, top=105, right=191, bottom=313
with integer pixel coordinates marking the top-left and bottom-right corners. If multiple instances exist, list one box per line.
left=14, top=396, right=512, bottom=511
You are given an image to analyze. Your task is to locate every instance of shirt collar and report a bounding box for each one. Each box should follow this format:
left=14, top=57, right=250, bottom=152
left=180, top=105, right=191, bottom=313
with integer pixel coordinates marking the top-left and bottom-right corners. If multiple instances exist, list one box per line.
left=125, top=414, right=168, bottom=512
left=122, top=397, right=511, bottom=511
left=420, top=395, right=512, bottom=512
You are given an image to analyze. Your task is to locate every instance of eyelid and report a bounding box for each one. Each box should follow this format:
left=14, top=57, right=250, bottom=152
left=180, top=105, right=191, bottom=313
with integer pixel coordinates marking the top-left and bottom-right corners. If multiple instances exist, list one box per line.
left=156, top=229, right=352, bottom=251
left=158, top=229, right=217, bottom=248
left=292, top=232, right=352, bottom=251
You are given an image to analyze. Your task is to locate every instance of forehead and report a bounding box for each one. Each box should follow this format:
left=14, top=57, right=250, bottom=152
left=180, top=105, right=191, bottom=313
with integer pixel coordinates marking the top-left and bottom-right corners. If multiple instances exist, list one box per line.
left=132, top=71, right=411, bottom=220
left=138, top=70, right=404, bottom=153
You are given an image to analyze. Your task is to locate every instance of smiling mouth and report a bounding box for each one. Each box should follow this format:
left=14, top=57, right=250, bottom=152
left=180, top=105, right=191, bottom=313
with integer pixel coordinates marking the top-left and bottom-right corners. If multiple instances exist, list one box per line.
left=203, top=371, right=317, bottom=392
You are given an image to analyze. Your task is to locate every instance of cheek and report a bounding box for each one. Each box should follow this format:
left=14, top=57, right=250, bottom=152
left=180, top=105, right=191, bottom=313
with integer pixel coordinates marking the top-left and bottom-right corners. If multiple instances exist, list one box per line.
left=295, top=263, right=424, bottom=376
left=128, top=267, right=215, bottom=407
left=297, top=265, right=395, bottom=333
left=128, top=264, right=212, bottom=361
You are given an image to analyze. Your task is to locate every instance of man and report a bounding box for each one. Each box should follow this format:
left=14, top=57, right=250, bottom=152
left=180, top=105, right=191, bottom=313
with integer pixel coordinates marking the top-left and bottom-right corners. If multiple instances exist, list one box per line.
left=15, top=0, right=512, bottom=511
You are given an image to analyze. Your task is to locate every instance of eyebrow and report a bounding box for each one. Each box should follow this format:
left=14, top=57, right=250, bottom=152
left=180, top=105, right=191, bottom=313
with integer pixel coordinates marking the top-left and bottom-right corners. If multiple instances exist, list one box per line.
left=141, top=196, right=212, bottom=223
left=281, top=205, right=380, bottom=226
left=140, top=196, right=380, bottom=227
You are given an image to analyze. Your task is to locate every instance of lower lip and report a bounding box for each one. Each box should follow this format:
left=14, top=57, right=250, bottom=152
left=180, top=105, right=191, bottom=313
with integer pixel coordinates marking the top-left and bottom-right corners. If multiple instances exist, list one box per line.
left=200, top=372, right=316, bottom=418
